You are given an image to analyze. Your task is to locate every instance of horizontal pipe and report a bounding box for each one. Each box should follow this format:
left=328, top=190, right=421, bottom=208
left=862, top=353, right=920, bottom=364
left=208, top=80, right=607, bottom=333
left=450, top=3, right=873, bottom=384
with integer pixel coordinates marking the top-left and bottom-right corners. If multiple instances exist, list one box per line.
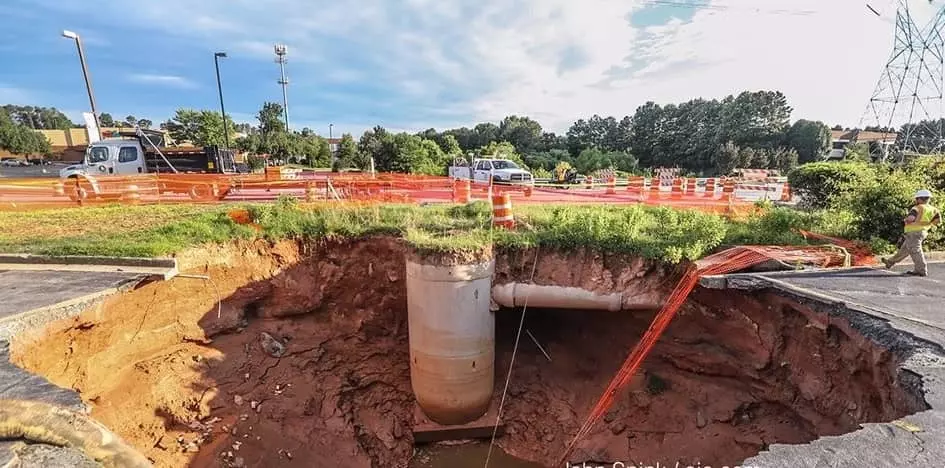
left=493, top=283, right=625, bottom=311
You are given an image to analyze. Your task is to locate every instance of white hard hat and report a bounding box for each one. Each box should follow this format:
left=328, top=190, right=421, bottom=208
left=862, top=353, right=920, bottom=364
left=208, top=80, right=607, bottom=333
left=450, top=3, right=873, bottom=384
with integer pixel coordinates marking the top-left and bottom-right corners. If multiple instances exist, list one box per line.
left=915, top=189, right=933, bottom=198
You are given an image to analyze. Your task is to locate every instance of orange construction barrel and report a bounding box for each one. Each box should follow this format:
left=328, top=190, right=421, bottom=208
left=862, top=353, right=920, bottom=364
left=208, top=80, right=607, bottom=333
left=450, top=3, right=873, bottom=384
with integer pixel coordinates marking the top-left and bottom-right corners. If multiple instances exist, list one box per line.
left=492, top=193, right=514, bottom=229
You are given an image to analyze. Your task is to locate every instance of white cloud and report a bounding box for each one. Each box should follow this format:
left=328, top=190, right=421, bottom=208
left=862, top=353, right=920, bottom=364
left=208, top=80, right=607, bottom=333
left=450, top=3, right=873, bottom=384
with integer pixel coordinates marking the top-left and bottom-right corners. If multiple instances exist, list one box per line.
left=465, top=0, right=940, bottom=131
left=127, top=74, right=198, bottom=89
left=28, top=0, right=945, bottom=133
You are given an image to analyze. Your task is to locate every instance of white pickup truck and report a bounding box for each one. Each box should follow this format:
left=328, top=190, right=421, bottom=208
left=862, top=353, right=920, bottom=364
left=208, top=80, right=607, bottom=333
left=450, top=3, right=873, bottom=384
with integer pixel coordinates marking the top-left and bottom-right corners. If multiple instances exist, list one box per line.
left=448, top=158, right=533, bottom=185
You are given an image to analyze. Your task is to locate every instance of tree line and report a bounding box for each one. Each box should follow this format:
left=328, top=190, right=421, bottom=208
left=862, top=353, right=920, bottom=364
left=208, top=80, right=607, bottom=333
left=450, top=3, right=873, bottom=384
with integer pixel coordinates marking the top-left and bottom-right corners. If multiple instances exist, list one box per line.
left=341, top=90, right=833, bottom=176
left=2, top=90, right=836, bottom=173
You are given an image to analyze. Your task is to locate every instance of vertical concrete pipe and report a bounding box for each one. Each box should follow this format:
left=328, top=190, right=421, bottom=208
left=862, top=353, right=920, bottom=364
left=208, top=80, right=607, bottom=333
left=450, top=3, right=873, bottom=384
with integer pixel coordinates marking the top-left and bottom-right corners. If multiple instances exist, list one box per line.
left=406, top=256, right=495, bottom=425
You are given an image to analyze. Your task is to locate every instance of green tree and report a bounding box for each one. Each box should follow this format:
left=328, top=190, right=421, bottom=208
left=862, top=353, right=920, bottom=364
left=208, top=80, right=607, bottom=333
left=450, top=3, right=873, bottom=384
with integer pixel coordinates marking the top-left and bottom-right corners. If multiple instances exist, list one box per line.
left=412, top=138, right=449, bottom=175
left=478, top=141, right=526, bottom=168
left=137, top=119, right=153, bottom=129
left=772, top=148, right=800, bottom=173
left=716, top=142, right=741, bottom=175
left=0, top=124, right=51, bottom=156
left=473, top=123, right=499, bottom=148
left=786, top=119, right=832, bottom=163
left=124, top=115, right=137, bottom=127
left=165, top=109, right=236, bottom=147
left=2, top=105, right=74, bottom=129
left=440, top=134, right=462, bottom=156
left=257, top=102, right=286, bottom=135
left=99, top=113, right=115, bottom=127
left=358, top=126, right=396, bottom=171
left=628, top=102, right=664, bottom=168
left=335, top=133, right=360, bottom=170
left=235, top=134, right=259, bottom=154
left=498, top=115, right=542, bottom=152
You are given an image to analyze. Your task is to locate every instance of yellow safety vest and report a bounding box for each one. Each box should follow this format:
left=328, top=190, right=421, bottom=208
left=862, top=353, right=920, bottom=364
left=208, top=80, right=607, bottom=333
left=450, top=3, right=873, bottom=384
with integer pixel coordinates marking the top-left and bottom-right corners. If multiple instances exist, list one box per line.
left=905, top=204, right=940, bottom=233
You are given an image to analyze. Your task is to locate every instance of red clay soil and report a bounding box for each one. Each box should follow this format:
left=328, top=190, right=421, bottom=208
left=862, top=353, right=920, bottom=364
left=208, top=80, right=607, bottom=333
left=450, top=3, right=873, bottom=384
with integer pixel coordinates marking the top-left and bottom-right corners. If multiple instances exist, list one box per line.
left=11, top=238, right=416, bottom=468
left=8, top=239, right=926, bottom=468
left=490, top=287, right=926, bottom=465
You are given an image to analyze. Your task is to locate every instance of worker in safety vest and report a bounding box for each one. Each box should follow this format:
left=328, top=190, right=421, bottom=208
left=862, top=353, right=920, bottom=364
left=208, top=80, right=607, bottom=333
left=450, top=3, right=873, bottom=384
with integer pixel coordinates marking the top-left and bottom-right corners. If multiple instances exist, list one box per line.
left=882, top=189, right=941, bottom=276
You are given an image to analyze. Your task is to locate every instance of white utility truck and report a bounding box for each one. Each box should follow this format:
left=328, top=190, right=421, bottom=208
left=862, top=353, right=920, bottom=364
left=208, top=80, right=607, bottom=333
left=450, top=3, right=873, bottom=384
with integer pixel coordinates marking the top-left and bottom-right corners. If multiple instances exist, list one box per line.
left=58, top=129, right=240, bottom=201
left=448, top=158, right=534, bottom=185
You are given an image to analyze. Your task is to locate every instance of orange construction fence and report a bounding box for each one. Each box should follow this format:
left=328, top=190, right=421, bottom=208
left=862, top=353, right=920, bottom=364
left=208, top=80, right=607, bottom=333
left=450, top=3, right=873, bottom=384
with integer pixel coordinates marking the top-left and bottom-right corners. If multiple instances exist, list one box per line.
left=0, top=171, right=791, bottom=213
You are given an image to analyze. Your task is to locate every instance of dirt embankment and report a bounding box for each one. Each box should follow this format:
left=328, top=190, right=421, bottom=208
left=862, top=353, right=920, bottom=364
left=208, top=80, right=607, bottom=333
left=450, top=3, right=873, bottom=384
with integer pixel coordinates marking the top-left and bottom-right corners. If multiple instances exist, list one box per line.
left=9, top=239, right=928, bottom=467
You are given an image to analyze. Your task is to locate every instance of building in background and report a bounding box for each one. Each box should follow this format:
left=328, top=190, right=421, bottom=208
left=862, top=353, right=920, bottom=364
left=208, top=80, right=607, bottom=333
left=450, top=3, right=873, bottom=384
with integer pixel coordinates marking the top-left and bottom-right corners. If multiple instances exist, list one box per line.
left=827, top=129, right=897, bottom=160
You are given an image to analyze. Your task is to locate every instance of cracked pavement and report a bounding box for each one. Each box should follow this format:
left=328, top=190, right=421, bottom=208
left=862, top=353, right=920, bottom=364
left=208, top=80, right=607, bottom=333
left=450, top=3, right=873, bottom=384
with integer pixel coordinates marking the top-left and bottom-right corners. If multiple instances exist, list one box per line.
left=704, top=262, right=945, bottom=468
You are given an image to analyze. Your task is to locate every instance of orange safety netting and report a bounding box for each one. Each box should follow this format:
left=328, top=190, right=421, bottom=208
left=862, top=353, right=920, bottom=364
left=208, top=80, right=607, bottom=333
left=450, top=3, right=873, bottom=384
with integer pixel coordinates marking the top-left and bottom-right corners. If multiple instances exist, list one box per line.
left=0, top=172, right=788, bottom=213
left=556, top=242, right=873, bottom=465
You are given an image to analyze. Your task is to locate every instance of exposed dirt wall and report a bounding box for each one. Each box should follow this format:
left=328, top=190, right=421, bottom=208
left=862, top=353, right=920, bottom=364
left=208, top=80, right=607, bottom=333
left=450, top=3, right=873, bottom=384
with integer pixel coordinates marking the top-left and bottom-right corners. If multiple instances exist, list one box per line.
left=8, top=239, right=928, bottom=468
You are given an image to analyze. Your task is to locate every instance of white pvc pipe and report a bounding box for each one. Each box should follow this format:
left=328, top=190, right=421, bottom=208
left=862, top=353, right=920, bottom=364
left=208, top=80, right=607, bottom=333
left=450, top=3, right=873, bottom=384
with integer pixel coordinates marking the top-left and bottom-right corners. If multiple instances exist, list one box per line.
left=492, top=283, right=625, bottom=311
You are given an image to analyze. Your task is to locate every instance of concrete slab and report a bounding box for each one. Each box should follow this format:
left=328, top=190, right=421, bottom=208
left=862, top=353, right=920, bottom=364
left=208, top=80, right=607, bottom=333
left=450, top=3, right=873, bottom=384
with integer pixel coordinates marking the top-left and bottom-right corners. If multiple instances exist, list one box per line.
left=0, top=253, right=178, bottom=279
left=0, top=270, right=145, bottom=341
left=412, top=404, right=505, bottom=444
left=701, top=262, right=945, bottom=468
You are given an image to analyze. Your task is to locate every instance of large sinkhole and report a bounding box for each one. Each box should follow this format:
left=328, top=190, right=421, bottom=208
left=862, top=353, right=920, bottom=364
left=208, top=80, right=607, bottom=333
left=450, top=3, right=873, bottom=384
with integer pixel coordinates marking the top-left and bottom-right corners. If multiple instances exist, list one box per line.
left=7, top=238, right=929, bottom=467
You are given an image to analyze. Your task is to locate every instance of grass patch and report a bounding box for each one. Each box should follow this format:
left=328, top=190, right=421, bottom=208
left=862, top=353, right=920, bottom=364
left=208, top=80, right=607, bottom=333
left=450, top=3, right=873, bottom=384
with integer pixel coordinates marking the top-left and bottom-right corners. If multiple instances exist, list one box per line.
left=0, top=200, right=856, bottom=262
left=0, top=205, right=254, bottom=257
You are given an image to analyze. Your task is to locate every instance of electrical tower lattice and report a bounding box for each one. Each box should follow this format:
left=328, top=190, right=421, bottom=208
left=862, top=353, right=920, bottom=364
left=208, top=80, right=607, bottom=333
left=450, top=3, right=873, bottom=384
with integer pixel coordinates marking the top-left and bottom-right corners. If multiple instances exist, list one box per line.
left=863, top=0, right=945, bottom=158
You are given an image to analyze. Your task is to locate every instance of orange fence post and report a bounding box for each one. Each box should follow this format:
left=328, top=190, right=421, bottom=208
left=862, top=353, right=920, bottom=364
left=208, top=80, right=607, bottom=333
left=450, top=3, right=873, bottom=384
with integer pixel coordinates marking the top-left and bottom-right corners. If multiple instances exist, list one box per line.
left=492, top=193, right=514, bottom=229
left=704, top=178, right=717, bottom=198
left=124, top=184, right=141, bottom=205
left=585, top=175, right=593, bottom=190
left=780, top=183, right=792, bottom=202
left=606, top=176, right=616, bottom=195
left=650, top=177, right=661, bottom=198
left=305, top=182, right=318, bottom=202
left=627, top=176, right=644, bottom=194
left=52, top=181, right=65, bottom=197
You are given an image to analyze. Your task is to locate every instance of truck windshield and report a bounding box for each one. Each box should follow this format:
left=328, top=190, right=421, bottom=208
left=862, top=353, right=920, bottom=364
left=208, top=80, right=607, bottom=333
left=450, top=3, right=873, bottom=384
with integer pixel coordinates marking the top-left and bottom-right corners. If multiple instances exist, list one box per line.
left=492, top=160, right=519, bottom=170
left=87, top=147, right=109, bottom=164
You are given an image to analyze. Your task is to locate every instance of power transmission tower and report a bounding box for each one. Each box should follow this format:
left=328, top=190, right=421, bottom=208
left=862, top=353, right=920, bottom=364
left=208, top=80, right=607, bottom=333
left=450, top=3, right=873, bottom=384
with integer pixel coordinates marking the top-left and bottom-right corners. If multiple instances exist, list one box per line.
left=862, top=0, right=945, bottom=160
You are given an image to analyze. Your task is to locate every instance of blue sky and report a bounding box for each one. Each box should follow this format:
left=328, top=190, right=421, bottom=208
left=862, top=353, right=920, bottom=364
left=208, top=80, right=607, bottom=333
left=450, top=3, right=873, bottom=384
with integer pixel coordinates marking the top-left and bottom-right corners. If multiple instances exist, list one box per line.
left=0, top=0, right=925, bottom=137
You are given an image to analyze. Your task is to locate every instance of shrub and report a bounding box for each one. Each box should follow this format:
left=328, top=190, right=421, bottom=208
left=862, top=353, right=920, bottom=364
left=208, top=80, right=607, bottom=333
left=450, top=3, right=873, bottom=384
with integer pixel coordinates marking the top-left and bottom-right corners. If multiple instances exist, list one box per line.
left=532, top=167, right=552, bottom=179
left=788, top=162, right=879, bottom=209
left=724, top=207, right=854, bottom=246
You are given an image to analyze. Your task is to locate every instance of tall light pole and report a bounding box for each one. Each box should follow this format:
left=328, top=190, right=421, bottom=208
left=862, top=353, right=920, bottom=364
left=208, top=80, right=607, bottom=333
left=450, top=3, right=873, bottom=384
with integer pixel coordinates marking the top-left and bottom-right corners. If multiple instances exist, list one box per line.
left=274, top=44, right=290, bottom=132
left=62, top=30, right=101, bottom=141
left=214, top=52, right=230, bottom=149
left=329, top=123, right=335, bottom=168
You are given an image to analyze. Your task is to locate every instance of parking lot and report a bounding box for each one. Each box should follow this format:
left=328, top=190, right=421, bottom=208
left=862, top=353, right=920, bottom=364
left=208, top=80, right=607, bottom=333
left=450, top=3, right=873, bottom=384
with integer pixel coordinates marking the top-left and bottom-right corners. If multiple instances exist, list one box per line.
left=0, top=163, right=66, bottom=179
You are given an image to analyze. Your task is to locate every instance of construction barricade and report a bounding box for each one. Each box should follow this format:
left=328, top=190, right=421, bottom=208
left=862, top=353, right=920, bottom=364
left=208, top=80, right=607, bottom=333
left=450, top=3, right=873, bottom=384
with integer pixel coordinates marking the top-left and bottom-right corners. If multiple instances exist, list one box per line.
left=492, top=193, right=514, bottom=229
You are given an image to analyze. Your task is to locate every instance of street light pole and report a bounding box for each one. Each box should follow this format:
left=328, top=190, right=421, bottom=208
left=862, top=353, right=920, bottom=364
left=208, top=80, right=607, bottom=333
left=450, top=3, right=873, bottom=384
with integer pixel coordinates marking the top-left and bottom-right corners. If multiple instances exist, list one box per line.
left=329, top=123, right=335, bottom=168
left=62, top=30, right=101, bottom=141
left=214, top=52, right=230, bottom=149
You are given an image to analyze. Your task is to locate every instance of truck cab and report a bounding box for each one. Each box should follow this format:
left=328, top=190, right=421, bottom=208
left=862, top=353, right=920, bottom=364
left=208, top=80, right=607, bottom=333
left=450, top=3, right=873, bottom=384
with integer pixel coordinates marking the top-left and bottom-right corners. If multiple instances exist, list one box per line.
left=60, top=139, right=148, bottom=178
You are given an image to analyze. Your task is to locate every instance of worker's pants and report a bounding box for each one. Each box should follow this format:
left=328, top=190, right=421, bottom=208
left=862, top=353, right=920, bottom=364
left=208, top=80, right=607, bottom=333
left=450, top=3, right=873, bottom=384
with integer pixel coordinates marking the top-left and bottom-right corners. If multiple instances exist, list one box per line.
left=887, top=231, right=928, bottom=275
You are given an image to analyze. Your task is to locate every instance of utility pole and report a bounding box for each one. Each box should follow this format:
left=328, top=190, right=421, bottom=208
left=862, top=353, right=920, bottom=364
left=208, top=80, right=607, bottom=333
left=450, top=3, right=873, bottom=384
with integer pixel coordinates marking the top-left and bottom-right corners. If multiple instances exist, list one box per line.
left=329, top=123, right=335, bottom=168
left=62, top=30, right=101, bottom=141
left=274, top=44, right=290, bottom=132
left=214, top=52, right=230, bottom=149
